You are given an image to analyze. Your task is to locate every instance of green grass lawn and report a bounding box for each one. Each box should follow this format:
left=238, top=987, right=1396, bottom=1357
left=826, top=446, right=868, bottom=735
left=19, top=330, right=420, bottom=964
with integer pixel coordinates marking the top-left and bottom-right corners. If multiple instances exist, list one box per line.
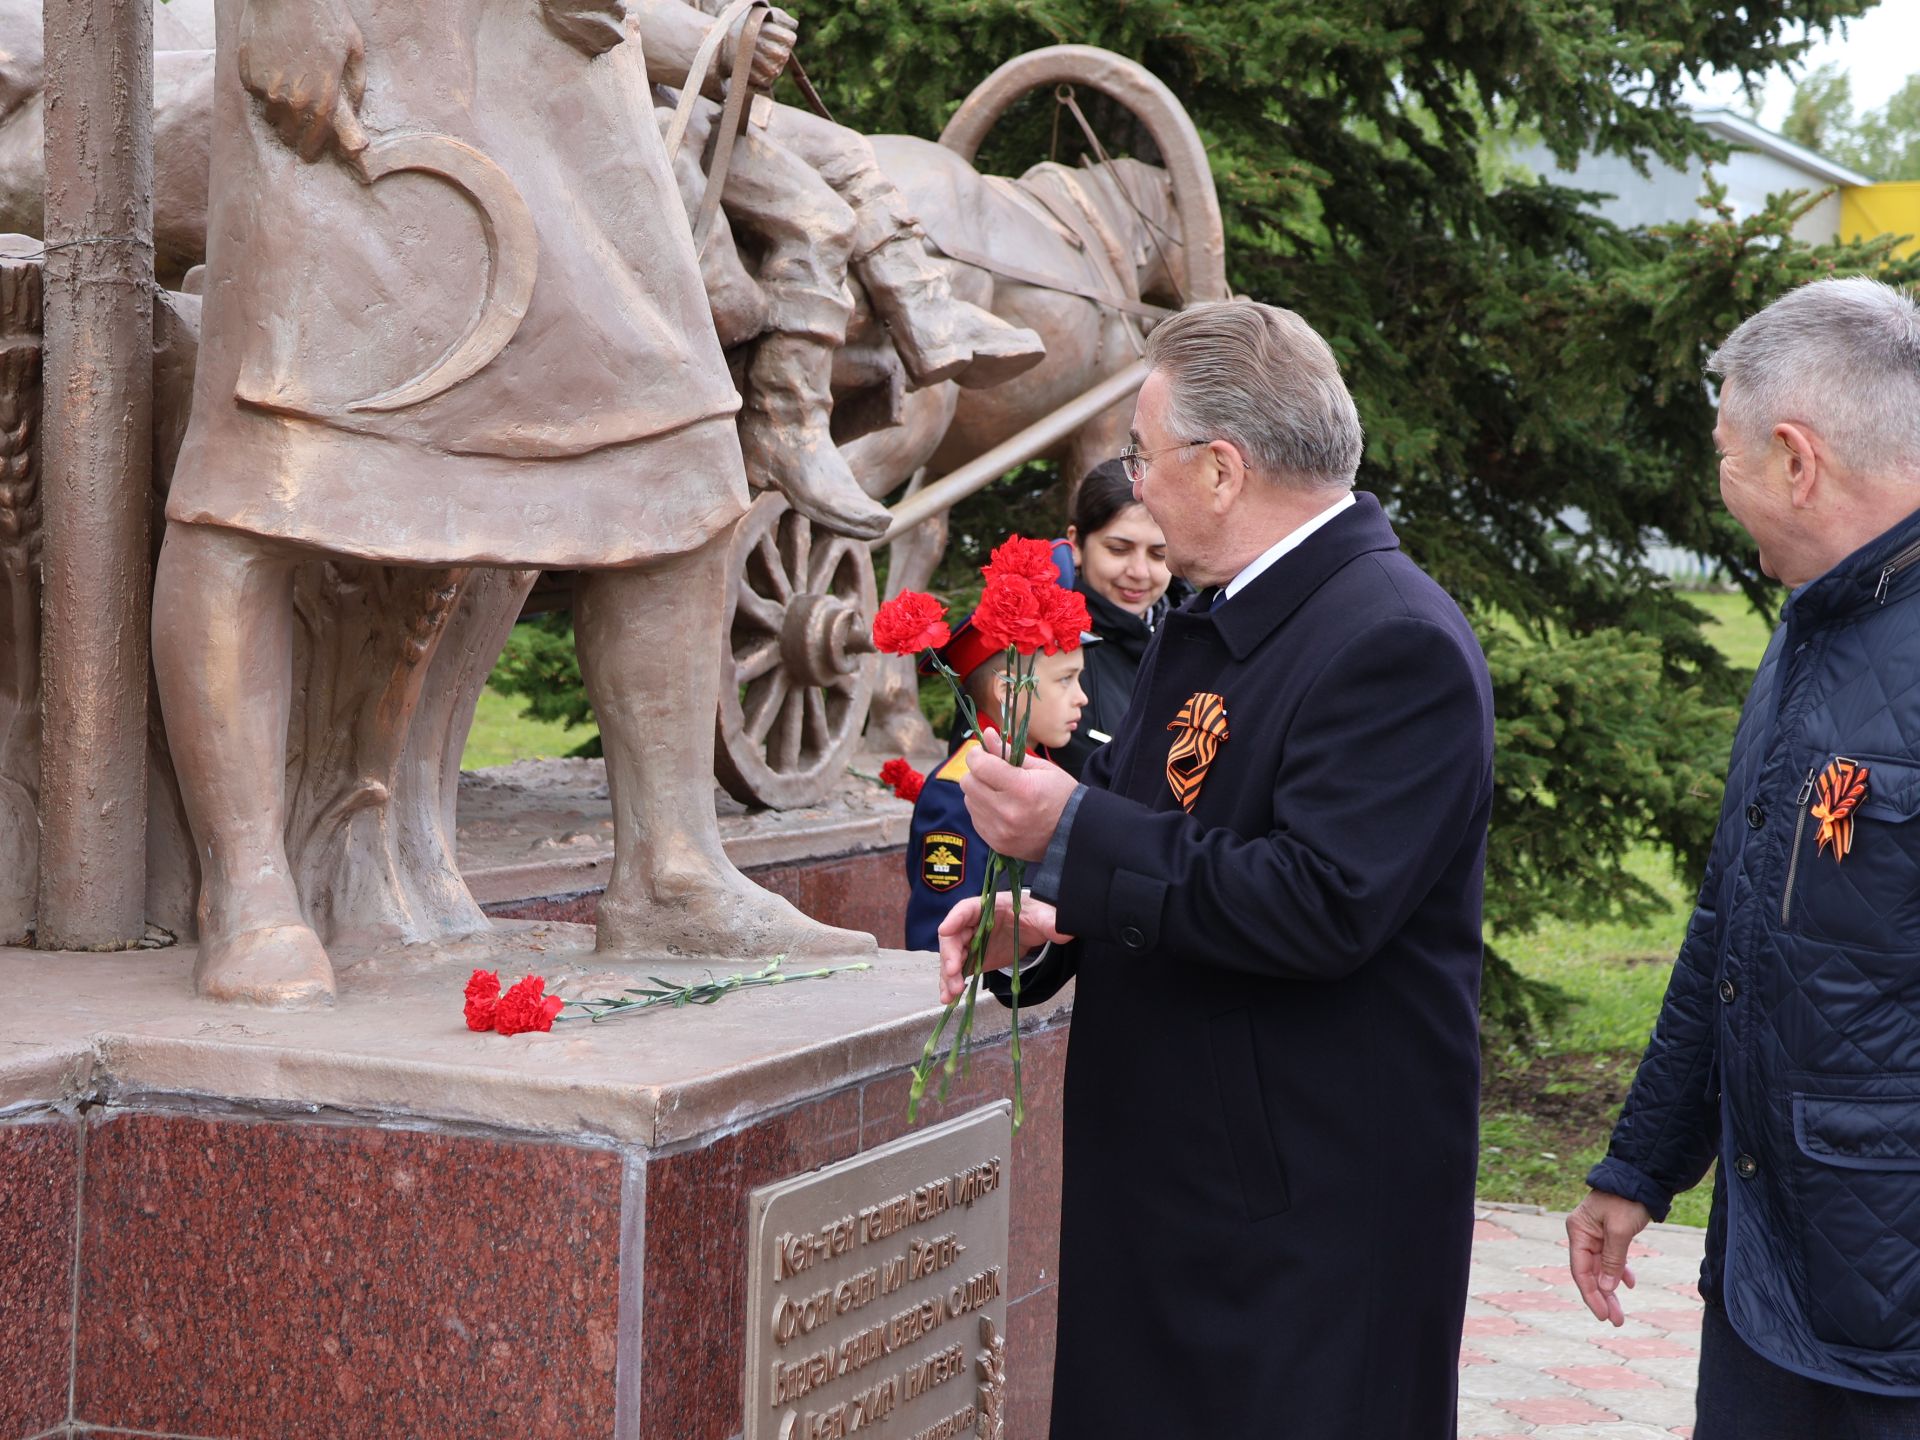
left=1479, top=845, right=1717, bottom=1225
left=461, top=687, right=591, bottom=769
left=1687, top=587, right=1780, bottom=673
left=1478, top=585, right=1778, bottom=1225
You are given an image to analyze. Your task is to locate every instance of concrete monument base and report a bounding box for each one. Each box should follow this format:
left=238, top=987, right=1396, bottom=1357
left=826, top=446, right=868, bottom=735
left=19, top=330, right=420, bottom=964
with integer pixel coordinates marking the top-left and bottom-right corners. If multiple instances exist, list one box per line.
left=0, top=931, right=1070, bottom=1440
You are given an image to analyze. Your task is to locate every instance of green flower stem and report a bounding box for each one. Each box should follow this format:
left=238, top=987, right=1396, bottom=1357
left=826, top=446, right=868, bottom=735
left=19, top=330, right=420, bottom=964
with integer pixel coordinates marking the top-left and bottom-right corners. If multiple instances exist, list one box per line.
left=556, top=955, right=870, bottom=1023
left=943, top=849, right=1001, bottom=1095
left=924, top=653, right=989, bottom=751
left=906, top=644, right=1045, bottom=1132
left=1004, top=652, right=1035, bottom=1132
left=907, top=646, right=986, bottom=1123
left=908, top=984, right=961, bottom=1118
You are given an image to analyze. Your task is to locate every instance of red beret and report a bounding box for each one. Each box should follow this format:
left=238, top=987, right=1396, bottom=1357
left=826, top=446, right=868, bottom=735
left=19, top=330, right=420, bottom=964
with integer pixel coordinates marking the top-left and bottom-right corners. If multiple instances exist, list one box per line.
left=919, top=610, right=1100, bottom=680
left=919, top=613, right=1001, bottom=682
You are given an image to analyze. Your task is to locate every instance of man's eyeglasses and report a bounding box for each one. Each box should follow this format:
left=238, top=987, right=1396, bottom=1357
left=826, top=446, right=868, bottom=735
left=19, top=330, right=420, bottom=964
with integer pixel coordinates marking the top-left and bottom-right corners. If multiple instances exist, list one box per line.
left=1119, top=439, right=1209, bottom=484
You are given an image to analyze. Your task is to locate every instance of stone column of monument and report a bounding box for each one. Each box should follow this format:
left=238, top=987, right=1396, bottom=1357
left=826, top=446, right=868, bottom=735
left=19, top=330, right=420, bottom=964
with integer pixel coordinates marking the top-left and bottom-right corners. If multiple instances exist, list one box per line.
left=38, top=0, right=155, bottom=949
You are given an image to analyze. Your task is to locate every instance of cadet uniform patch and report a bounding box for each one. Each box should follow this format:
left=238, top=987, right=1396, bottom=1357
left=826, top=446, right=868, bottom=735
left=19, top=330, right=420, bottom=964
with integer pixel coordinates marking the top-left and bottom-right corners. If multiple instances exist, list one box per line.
left=905, top=737, right=987, bottom=950
left=921, top=831, right=969, bottom=891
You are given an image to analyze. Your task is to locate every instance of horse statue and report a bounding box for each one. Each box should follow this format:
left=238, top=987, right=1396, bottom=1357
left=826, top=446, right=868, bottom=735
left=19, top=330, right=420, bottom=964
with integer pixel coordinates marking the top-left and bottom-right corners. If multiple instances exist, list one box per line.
left=692, top=45, right=1229, bottom=793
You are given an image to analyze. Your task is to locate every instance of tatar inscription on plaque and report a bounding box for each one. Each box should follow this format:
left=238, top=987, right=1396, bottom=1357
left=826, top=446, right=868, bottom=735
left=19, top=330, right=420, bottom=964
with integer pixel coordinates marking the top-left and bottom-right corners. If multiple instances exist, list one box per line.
left=744, top=1103, right=1013, bottom=1440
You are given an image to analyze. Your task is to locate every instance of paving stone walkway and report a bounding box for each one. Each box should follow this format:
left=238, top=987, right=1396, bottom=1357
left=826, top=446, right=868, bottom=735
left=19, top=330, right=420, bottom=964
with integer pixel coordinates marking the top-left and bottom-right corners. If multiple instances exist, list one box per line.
left=1461, top=1204, right=1706, bottom=1439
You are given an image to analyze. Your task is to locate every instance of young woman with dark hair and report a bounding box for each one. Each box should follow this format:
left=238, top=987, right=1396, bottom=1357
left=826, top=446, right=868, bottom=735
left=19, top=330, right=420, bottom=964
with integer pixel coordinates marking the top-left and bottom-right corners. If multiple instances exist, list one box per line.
left=1054, top=459, right=1185, bottom=777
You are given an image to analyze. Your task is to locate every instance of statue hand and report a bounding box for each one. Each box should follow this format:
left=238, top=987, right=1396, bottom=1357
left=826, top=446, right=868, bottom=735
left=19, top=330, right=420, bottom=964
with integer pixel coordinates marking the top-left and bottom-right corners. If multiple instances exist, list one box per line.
left=744, top=6, right=797, bottom=91
left=236, top=0, right=367, bottom=163
left=542, top=0, right=628, bottom=57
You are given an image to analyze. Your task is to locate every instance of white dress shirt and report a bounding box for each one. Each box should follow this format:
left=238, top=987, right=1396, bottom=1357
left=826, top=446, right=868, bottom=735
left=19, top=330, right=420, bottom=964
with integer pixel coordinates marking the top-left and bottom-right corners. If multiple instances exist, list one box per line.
left=1220, top=490, right=1357, bottom=603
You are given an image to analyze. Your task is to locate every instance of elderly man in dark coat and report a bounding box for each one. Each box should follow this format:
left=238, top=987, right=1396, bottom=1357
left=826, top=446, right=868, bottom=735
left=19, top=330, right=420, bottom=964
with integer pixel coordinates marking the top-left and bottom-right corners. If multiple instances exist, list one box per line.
left=941, top=300, right=1495, bottom=1437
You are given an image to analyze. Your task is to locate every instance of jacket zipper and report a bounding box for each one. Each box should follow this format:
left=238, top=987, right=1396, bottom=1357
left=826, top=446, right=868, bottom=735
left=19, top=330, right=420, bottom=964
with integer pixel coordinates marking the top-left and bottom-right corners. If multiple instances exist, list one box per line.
left=1780, top=763, right=1819, bottom=927
left=1875, top=538, right=1920, bottom=603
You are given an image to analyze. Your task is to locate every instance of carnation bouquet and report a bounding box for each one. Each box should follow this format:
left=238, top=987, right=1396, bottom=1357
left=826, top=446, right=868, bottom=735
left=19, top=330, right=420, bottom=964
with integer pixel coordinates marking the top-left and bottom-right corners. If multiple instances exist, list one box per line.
left=461, top=955, right=867, bottom=1034
left=870, top=536, right=1089, bottom=1130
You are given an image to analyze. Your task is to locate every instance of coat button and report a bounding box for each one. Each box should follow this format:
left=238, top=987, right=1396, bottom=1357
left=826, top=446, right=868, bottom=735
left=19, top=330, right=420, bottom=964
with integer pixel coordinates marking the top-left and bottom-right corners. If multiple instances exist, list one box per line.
left=1120, top=925, right=1145, bottom=948
left=1746, top=803, right=1766, bottom=829
left=1735, top=1153, right=1759, bottom=1179
left=1719, top=978, right=1737, bottom=1003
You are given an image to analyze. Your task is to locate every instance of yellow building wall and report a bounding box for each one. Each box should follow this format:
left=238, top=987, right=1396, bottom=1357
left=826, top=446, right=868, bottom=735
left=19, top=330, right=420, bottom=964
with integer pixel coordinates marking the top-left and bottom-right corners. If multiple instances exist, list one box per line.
left=1841, top=183, right=1920, bottom=260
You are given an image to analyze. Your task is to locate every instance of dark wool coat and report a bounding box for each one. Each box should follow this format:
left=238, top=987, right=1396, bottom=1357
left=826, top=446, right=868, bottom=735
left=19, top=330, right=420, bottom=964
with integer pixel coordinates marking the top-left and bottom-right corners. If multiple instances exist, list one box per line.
left=1591, top=505, right=1920, bottom=1394
left=993, top=495, right=1494, bottom=1438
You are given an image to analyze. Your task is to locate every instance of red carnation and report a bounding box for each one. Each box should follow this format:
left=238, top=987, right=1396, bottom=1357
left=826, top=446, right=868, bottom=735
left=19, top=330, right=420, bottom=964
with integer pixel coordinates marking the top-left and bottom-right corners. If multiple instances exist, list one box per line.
left=982, top=536, right=1059, bottom=588
left=464, top=969, right=501, bottom=1032
left=494, top=975, right=564, bottom=1035
left=1038, top=584, right=1091, bottom=653
left=879, top=757, right=925, bottom=802
left=973, top=575, right=1050, bottom=655
left=975, top=573, right=1092, bottom=656
left=871, top=591, right=950, bottom=655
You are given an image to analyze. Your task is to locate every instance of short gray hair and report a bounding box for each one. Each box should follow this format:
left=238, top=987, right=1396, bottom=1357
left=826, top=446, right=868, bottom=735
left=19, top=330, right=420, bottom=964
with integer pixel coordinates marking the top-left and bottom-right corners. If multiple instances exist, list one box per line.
left=1145, top=300, right=1364, bottom=488
left=1707, top=277, right=1920, bottom=478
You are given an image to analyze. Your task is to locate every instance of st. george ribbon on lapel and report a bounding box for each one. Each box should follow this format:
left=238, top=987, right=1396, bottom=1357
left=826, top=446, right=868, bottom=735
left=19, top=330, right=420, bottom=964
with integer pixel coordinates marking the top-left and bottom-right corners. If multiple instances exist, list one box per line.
left=1165, top=691, right=1229, bottom=811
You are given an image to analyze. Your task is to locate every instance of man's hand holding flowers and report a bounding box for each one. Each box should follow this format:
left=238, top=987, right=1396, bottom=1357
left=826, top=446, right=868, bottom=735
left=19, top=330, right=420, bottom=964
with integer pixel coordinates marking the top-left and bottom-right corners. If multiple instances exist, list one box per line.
left=955, top=727, right=1077, bottom=863
left=867, top=535, right=1090, bottom=1129
left=935, top=890, right=1072, bottom=1005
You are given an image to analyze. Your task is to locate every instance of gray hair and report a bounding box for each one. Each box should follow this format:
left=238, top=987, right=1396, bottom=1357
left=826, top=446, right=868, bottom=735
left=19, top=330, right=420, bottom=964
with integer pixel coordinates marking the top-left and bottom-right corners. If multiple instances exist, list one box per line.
left=1707, top=276, right=1920, bottom=479
left=1145, top=300, right=1364, bottom=488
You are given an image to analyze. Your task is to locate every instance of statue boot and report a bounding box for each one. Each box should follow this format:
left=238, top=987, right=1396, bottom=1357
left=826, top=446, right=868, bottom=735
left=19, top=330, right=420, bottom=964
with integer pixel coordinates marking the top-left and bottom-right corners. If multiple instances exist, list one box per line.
left=761, top=106, right=1042, bottom=390
left=575, top=541, right=877, bottom=966
left=740, top=285, right=891, bottom=541
left=856, top=228, right=1046, bottom=391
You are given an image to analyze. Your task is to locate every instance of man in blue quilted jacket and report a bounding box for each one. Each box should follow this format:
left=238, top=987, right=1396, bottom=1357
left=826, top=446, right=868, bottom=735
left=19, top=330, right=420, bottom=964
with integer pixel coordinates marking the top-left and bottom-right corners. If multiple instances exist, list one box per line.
left=1571, top=276, right=1920, bottom=1437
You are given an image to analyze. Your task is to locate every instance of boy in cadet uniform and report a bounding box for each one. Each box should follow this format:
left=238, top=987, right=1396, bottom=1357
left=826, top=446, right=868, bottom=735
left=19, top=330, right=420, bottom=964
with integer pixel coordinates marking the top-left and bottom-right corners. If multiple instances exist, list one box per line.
left=904, top=617, right=1089, bottom=951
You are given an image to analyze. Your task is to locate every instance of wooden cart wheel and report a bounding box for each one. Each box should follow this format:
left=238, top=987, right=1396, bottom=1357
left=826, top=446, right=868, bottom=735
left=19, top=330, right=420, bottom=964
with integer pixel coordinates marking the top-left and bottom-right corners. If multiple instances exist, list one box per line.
left=715, top=494, right=879, bottom=808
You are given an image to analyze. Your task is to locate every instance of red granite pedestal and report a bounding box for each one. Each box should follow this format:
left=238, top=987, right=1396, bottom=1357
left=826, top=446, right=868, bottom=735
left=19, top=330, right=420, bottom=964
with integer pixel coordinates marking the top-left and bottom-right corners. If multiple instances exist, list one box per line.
left=0, top=938, right=1068, bottom=1440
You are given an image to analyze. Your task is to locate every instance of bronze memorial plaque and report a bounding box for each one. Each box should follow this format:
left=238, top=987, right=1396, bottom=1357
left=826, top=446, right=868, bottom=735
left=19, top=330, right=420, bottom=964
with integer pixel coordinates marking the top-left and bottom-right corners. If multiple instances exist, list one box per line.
left=745, top=1102, right=1013, bottom=1440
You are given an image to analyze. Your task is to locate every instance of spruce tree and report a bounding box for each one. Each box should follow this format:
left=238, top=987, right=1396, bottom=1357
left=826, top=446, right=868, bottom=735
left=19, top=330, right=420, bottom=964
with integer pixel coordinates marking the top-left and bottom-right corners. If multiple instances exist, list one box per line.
left=496, top=2, right=1919, bottom=1030
left=794, top=0, right=1915, bottom=1028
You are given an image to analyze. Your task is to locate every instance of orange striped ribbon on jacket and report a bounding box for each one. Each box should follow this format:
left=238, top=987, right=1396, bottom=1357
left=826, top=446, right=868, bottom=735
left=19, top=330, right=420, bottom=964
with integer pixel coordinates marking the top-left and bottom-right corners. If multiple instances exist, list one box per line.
left=1165, top=692, right=1229, bottom=812
left=1812, top=757, right=1870, bottom=863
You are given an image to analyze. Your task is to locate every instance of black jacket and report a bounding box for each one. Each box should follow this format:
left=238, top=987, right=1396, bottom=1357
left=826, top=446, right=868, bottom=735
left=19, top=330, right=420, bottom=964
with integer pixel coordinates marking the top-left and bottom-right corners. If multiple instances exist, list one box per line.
left=903, top=739, right=991, bottom=952
left=997, top=495, right=1494, bottom=1437
left=1055, top=583, right=1171, bottom=778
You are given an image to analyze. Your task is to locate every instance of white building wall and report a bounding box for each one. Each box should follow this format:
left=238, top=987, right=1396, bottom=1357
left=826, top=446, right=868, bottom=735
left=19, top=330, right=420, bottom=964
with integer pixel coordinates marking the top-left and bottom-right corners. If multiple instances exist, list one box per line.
left=1718, top=150, right=1846, bottom=244
left=1519, top=146, right=1708, bottom=230
left=1516, top=118, right=1858, bottom=245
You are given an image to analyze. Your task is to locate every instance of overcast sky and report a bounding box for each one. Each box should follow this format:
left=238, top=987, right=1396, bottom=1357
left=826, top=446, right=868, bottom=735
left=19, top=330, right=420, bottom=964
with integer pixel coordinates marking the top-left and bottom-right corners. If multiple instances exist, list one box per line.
left=1679, top=3, right=1920, bottom=129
